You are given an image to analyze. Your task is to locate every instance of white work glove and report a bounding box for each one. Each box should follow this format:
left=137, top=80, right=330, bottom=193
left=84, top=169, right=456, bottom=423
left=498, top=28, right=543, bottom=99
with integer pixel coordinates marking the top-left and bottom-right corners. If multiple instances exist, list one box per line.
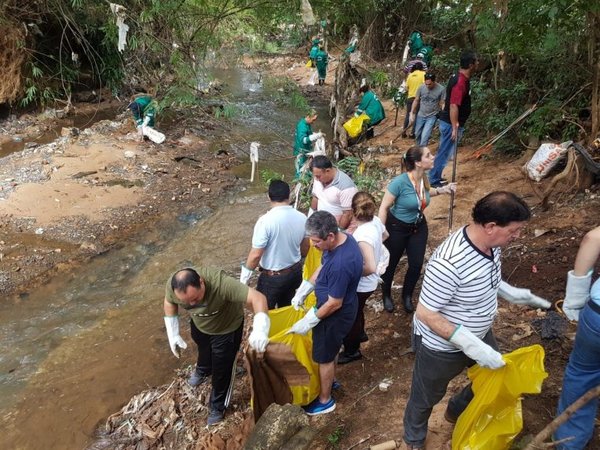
left=291, top=280, right=315, bottom=310
left=142, top=115, right=151, bottom=127
left=309, top=132, right=323, bottom=142
left=437, top=183, right=456, bottom=195
left=449, top=325, right=505, bottom=369
left=239, top=264, right=253, bottom=285
left=498, top=280, right=551, bottom=309
left=289, top=307, right=321, bottom=335
left=137, top=125, right=144, bottom=140
left=248, top=312, right=270, bottom=352
left=164, top=315, right=188, bottom=358
left=563, top=270, right=592, bottom=321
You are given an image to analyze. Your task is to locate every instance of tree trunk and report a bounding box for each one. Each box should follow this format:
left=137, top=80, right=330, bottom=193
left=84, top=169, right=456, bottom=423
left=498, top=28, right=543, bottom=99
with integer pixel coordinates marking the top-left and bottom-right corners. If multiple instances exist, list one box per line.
left=589, top=10, right=600, bottom=141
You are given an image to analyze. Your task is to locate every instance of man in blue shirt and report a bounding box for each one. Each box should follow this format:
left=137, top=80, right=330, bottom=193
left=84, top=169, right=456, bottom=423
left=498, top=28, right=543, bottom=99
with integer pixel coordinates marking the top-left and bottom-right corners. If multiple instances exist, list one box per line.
left=288, top=211, right=363, bottom=416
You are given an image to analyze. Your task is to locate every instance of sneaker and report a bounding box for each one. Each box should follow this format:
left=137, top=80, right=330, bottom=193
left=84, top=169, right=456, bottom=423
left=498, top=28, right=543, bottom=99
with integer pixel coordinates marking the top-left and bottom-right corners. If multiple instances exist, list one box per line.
left=444, top=407, right=458, bottom=424
left=304, top=397, right=336, bottom=416
left=188, top=370, right=210, bottom=387
left=337, top=350, right=363, bottom=365
left=207, top=409, right=224, bottom=426
left=331, top=380, right=341, bottom=391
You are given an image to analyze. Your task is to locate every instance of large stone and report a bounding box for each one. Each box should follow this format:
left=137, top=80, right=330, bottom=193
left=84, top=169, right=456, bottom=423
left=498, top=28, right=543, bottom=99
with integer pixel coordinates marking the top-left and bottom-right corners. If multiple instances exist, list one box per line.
left=243, top=403, right=309, bottom=450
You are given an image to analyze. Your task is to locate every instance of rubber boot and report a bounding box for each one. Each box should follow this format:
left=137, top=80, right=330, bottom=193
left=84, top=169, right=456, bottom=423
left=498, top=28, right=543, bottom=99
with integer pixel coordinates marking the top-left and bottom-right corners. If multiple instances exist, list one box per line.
left=382, top=282, right=394, bottom=313
left=402, top=291, right=415, bottom=313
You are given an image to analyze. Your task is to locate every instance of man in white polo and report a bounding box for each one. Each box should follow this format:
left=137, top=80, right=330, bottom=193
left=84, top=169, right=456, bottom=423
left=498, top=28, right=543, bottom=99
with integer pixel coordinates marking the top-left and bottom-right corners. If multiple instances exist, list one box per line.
left=240, top=180, right=309, bottom=309
left=309, top=155, right=358, bottom=232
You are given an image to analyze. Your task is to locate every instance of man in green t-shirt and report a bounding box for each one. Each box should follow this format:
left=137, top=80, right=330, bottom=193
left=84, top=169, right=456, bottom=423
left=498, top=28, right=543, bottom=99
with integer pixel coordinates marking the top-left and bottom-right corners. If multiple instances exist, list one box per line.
left=163, top=267, right=269, bottom=425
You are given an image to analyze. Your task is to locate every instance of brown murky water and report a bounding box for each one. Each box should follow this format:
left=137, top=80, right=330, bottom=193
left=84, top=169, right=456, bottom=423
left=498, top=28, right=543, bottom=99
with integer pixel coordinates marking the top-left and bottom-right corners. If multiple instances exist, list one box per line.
left=0, top=194, right=269, bottom=449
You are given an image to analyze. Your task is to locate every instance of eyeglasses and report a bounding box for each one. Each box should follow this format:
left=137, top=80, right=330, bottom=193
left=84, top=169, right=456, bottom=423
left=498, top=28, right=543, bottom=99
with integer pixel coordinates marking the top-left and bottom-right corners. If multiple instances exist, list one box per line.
left=490, top=250, right=500, bottom=290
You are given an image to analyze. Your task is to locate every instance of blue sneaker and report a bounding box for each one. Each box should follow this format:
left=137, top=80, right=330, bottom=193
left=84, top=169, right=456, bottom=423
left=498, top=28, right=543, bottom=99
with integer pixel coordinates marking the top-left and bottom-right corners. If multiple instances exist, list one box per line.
left=304, top=397, right=336, bottom=416
left=331, top=380, right=341, bottom=391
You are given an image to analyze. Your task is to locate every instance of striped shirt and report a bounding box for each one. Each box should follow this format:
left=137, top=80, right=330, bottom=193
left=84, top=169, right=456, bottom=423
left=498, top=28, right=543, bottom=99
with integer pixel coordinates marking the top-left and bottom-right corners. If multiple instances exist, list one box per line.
left=414, top=226, right=501, bottom=352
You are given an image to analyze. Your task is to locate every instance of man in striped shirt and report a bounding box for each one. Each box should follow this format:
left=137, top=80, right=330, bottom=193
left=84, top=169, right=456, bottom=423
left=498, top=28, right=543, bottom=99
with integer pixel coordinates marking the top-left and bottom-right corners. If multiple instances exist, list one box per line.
left=402, top=191, right=551, bottom=450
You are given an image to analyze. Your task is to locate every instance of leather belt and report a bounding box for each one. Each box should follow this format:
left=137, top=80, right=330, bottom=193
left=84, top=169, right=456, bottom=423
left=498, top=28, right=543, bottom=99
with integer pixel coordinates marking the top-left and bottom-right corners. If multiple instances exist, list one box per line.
left=259, top=261, right=301, bottom=276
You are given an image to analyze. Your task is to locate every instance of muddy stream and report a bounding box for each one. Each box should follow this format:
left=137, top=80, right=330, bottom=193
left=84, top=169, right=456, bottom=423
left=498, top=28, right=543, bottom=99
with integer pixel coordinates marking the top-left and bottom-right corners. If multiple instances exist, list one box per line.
left=0, top=66, right=331, bottom=449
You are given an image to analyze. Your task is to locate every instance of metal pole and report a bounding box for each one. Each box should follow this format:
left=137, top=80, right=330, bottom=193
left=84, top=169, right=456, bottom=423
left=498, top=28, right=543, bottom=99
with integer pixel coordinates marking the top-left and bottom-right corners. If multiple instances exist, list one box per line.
left=448, top=138, right=459, bottom=234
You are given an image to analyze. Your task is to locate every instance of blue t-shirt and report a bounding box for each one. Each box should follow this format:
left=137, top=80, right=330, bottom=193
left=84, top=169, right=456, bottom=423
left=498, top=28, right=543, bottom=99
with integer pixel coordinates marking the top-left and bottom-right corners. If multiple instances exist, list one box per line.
left=315, top=234, right=363, bottom=324
left=388, top=172, right=431, bottom=223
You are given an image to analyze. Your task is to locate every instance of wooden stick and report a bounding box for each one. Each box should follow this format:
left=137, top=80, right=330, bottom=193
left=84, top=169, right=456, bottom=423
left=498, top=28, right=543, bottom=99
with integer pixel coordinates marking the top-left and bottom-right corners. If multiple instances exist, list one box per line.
left=524, top=384, right=600, bottom=450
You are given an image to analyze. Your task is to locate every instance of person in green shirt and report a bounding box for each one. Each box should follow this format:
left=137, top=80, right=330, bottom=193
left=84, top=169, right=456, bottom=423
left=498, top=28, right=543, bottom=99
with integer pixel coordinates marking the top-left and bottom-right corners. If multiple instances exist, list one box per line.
left=356, top=82, right=386, bottom=138
left=128, top=93, right=158, bottom=141
left=294, top=109, right=323, bottom=178
left=315, top=46, right=329, bottom=86
left=163, top=267, right=269, bottom=426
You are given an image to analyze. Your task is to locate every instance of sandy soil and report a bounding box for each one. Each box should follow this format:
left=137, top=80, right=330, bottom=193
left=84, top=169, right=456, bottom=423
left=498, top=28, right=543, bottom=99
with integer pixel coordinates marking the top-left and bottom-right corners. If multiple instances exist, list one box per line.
left=0, top=103, right=242, bottom=296
left=3, top=52, right=599, bottom=449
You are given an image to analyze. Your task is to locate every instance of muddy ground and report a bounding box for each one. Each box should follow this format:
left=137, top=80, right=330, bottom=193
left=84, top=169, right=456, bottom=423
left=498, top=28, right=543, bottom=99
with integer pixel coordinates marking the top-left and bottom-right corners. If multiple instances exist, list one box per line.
left=2, top=52, right=599, bottom=450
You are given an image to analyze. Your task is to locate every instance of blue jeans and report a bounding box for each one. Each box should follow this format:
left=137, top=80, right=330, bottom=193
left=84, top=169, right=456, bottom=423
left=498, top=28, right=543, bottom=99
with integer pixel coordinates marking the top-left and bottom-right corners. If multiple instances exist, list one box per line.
left=429, top=120, right=463, bottom=186
left=414, top=115, right=437, bottom=146
left=554, top=300, right=600, bottom=449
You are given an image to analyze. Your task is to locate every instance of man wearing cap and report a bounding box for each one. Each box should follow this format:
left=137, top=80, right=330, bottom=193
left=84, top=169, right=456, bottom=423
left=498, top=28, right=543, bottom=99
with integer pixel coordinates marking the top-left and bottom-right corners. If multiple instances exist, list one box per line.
left=240, top=179, right=309, bottom=309
left=163, top=267, right=270, bottom=426
left=294, top=109, right=323, bottom=178
left=309, top=155, right=358, bottom=232
left=410, top=72, right=446, bottom=146
left=402, top=62, right=426, bottom=138
left=403, top=52, right=429, bottom=74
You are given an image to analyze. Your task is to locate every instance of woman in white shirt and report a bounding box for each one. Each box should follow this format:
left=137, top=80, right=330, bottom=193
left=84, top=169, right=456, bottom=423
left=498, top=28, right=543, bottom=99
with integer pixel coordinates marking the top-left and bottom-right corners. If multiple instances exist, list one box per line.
left=338, top=192, right=389, bottom=364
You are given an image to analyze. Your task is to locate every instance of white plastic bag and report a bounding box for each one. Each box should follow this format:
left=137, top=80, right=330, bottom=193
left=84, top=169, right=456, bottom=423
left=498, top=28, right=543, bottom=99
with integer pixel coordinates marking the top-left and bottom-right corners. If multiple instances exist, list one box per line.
left=525, top=141, right=572, bottom=182
left=311, top=136, right=326, bottom=156
left=142, top=126, right=165, bottom=144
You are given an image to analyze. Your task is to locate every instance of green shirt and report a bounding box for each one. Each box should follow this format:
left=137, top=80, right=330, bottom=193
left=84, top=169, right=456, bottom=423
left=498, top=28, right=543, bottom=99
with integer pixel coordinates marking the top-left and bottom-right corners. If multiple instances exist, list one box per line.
left=387, top=173, right=431, bottom=223
left=294, top=118, right=313, bottom=155
left=357, top=90, right=386, bottom=126
left=131, top=95, right=157, bottom=126
left=165, top=267, right=248, bottom=335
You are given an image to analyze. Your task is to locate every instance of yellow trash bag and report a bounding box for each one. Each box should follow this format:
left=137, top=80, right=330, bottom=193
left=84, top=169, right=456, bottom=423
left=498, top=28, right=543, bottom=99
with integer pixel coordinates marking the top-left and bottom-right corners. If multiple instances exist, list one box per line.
left=343, top=113, right=370, bottom=138
left=267, top=245, right=322, bottom=406
left=305, top=59, right=313, bottom=68
left=452, top=344, right=548, bottom=450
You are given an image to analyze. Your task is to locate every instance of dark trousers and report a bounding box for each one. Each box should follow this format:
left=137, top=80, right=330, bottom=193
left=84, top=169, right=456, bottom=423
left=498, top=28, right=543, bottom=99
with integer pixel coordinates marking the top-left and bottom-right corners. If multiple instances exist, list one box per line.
left=256, top=265, right=302, bottom=309
left=190, top=319, right=243, bottom=412
left=343, top=290, right=374, bottom=353
left=381, top=215, right=428, bottom=300
left=403, top=331, right=499, bottom=447
left=403, top=97, right=419, bottom=131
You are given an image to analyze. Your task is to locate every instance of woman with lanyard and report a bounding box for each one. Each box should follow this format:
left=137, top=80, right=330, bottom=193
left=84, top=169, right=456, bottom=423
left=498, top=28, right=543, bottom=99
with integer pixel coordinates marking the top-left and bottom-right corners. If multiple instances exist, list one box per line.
left=378, top=146, right=455, bottom=313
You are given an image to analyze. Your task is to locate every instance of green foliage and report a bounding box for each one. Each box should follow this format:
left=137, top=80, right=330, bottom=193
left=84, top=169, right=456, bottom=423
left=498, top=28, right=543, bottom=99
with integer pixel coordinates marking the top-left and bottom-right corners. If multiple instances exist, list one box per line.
left=214, top=103, right=239, bottom=119
left=337, top=157, right=386, bottom=199
left=260, top=169, right=284, bottom=186
left=326, top=425, right=345, bottom=448
left=263, top=76, right=309, bottom=111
